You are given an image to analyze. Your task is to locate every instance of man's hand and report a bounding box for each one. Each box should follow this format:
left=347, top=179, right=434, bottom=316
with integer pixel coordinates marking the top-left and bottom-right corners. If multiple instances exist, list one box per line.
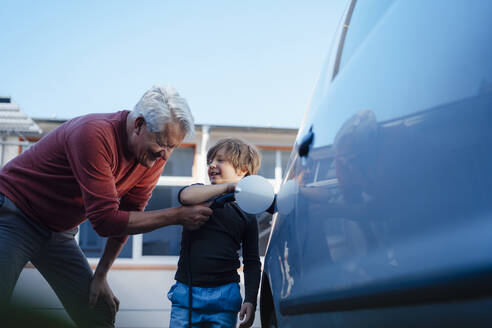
left=178, top=203, right=213, bottom=230
left=89, top=274, right=120, bottom=318
left=239, top=302, right=255, bottom=328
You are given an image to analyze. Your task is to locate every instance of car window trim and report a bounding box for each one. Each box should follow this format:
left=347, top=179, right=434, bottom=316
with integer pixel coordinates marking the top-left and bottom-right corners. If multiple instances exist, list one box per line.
left=332, top=0, right=357, bottom=80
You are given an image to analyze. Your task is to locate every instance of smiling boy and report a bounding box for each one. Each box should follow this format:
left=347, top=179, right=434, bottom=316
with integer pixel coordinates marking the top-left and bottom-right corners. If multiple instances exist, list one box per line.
left=167, top=138, right=262, bottom=328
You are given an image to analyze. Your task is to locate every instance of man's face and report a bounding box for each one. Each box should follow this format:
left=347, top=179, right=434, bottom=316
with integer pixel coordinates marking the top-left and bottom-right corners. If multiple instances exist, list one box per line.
left=133, top=119, right=185, bottom=168
left=208, top=148, right=246, bottom=184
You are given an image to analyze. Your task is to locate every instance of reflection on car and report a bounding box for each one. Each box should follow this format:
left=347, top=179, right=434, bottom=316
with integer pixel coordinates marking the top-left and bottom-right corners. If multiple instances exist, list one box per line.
left=259, top=0, right=492, bottom=327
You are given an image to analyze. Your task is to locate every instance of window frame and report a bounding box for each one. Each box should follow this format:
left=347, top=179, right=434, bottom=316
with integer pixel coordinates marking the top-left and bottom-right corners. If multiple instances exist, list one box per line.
left=332, top=0, right=358, bottom=80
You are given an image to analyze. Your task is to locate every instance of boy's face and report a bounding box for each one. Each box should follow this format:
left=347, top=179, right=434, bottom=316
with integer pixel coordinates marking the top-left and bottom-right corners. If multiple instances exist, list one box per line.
left=208, top=148, right=247, bottom=185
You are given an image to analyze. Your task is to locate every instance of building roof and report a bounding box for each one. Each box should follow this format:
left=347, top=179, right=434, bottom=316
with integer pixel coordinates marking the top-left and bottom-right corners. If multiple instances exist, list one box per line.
left=201, top=124, right=297, bottom=135
left=0, top=97, right=42, bottom=137
left=33, top=118, right=299, bottom=138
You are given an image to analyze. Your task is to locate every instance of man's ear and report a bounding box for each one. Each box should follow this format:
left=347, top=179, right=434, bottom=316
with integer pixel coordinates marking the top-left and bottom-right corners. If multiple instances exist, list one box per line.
left=134, top=117, right=145, bottom=135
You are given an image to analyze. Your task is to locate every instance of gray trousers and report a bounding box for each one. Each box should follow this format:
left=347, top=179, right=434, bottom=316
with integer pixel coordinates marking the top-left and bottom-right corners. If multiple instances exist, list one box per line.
left=0, top=194, right=115, bottom=327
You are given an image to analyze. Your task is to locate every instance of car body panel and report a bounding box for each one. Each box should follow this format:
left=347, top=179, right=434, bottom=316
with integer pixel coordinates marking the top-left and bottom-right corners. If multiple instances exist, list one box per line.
left=261, top=0, right=492, bottom=326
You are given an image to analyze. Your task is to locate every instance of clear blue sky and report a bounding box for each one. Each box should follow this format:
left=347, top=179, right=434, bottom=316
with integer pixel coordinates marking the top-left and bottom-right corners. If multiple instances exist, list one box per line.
left=1, top=0, right=348, bottom=128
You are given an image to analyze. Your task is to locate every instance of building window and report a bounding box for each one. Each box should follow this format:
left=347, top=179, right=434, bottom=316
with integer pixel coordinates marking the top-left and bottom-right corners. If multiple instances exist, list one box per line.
left=258, top=149, right=292, bottom=180
left=79, top=220, right=133, bottom=258
left=280, top=150, right=291, bottom=175
left=162, top=146, right=194, bottom=177
left=142, top=185, right=184, bottom=256
left=258, top=150, right=276, bottom=179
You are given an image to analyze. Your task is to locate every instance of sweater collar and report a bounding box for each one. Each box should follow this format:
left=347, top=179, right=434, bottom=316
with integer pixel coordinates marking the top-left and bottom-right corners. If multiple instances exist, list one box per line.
left=119, top=110, right=133, bottom=160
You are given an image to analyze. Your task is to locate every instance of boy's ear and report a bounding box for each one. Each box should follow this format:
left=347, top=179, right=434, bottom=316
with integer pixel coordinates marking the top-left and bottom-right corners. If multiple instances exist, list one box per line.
left=236, top=167, right=248, bottom=178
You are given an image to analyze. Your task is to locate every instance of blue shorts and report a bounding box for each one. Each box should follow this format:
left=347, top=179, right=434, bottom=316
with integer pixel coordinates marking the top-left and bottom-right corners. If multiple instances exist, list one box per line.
left=167, top=281, right=242, bottom=328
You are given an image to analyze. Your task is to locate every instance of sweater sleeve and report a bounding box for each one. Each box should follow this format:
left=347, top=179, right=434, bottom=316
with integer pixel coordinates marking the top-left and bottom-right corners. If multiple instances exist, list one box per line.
left=242, top=214, right=262, bottom=306
left=119, top=162, right=165, bottom=212
left=64, top=123, right=130, bottom=237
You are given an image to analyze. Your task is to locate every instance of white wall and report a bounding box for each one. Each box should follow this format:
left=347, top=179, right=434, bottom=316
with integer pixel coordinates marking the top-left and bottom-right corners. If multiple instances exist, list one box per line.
left=13, top=267, right=261, bottom=328
left=0, top=136, right=27, bottom=166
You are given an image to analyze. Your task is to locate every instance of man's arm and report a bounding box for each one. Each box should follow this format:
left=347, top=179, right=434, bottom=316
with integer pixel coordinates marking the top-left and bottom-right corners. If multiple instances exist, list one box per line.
left=179, top=183, right=235, bottom=205
left=87, top=201, right=213, bottom=315
left=122, top=204, right=212, bottom=235
left=65, top=123, right=213, bottom=236
left=89, top=237, right=127, bottom=317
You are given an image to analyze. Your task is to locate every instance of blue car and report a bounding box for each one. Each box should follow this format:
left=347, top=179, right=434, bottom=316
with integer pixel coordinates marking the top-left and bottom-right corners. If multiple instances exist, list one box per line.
left=259, top=0, right=492, bottom=327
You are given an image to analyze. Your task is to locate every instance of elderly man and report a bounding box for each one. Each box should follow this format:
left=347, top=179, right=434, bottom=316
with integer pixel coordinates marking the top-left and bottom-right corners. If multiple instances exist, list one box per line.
left=0, top=85, right=212, bottom=327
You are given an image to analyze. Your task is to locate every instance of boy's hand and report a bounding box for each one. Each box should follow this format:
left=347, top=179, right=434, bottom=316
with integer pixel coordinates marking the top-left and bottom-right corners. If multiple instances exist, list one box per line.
left=239, top=302, right=255, bottom=328
left=178, top=203, right=213, bottom=230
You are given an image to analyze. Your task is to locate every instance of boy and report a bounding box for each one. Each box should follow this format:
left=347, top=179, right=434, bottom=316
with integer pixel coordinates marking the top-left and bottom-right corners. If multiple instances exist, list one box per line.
left=167, top=138, right=262, bottom=328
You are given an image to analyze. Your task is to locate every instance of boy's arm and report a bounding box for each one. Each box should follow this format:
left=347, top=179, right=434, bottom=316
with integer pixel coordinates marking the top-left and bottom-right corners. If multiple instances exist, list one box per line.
left=241, top=214, right=262, bottom=307
left=239, top=214, right=261, bottom=327
left=179, top=183, right=236, bottom=205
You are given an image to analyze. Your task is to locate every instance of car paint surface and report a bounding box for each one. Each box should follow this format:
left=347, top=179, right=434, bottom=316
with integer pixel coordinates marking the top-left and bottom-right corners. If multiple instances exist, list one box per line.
left=261, top=0, right=492, bottom=327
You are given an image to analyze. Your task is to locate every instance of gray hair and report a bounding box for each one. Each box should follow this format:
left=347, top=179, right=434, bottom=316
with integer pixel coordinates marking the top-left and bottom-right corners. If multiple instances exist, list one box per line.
left=131, top=85, right=195, bottom=137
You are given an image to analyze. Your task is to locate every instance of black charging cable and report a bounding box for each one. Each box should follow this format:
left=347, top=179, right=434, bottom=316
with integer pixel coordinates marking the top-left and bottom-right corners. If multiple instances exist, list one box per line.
left=186, top=231, right=193, bottom=327
left=186, top=193, right=235, bottom=327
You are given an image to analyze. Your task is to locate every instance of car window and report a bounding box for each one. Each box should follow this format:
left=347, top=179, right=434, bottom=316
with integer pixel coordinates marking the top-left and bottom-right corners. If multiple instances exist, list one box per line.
left=335, top=0, right=396, bottom=77
left=300, top=0, right=395, bottom=138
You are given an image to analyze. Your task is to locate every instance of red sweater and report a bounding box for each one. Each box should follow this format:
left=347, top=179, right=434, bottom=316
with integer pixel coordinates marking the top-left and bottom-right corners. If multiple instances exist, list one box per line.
left=0, top=110, right=165, bottom=237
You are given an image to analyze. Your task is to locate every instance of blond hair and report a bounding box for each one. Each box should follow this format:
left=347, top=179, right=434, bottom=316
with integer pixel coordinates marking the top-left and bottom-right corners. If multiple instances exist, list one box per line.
left=207, top=138, right=261, bottom=175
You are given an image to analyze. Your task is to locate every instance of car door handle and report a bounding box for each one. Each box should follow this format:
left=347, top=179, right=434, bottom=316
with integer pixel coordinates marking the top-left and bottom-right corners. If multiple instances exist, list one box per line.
left=298, top=126, right=314, bottom=157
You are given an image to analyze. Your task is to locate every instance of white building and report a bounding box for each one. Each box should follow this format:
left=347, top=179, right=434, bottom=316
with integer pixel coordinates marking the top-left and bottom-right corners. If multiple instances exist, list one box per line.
left=7, top=114, right=297, bottom=327
left=0, top=97, right=42, bottom=165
